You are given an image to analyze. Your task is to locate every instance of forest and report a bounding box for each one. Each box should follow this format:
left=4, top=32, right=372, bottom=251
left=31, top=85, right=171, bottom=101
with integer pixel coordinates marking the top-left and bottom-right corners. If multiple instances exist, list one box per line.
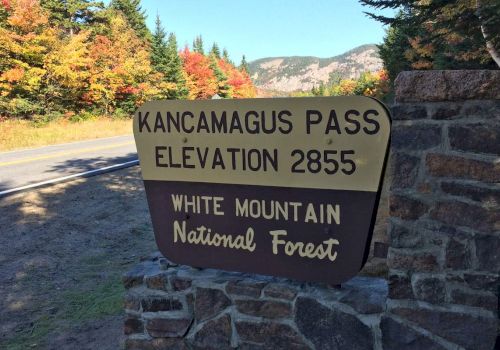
left=1, top=0, right=498, bottom=122
left=0, top=0, right=256, bottom=122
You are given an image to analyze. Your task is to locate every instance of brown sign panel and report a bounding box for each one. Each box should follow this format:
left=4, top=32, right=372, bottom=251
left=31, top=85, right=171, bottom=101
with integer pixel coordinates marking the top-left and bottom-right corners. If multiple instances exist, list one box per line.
left=133, top=96, right=391, bottom=284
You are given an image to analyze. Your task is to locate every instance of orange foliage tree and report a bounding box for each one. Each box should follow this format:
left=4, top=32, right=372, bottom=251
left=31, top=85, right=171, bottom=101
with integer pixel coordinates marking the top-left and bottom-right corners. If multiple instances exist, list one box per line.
left=218, top=58, right=256, bottom=98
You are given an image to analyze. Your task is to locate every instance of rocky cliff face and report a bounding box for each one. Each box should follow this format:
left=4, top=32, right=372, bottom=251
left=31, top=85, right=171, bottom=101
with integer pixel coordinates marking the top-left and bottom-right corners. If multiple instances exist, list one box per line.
left=249, top=44, right=383, bottom=92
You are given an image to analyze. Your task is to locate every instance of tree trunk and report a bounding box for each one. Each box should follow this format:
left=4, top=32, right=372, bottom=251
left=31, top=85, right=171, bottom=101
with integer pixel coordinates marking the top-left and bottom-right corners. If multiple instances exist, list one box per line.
left=476, top=0, right=500, bottom=67
left=480, top=24, right=500, bottom=67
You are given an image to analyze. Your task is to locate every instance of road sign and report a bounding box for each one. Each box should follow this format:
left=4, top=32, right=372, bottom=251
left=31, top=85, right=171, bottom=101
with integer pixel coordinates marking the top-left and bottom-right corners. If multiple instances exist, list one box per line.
left=134, top=96, right=391, bottom=284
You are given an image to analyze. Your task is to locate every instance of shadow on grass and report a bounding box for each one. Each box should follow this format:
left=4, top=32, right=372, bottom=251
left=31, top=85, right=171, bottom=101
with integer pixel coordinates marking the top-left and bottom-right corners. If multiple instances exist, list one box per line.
left=0, top=155, right=156, bottom=350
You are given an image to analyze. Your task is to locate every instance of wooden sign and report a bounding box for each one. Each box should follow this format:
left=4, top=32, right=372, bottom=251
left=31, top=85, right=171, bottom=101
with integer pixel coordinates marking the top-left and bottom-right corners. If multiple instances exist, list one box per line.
left=133, top=96, right=391, bottom=284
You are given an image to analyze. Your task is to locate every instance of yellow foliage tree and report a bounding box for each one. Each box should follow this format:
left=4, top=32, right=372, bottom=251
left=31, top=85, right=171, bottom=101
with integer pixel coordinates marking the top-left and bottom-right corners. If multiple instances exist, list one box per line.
left=86, top=12, right=154, bottom=114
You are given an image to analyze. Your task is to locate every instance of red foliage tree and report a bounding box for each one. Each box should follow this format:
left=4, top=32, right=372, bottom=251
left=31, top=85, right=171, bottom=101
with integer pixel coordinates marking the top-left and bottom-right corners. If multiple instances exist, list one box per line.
left=179, top=47, right=217, bottom=100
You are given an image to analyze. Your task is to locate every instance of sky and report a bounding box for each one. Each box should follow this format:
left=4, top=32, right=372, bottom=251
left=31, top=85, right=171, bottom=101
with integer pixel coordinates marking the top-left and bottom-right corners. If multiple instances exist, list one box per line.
left=119, top=0, right=394, bottom=63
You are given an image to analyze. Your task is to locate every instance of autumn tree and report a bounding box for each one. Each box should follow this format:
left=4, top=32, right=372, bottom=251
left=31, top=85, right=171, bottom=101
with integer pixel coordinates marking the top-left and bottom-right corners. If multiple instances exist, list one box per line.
left=0, top=0, right=58, bottom=117
left=44, top=30, right=91, bottom=113
left=218, top=58, right=256, bottom=98
left=180, top=47, right=217, bottom=99
left=86, top=11, right=153, bottom=114
left=0, top=0, right=257, bottom=119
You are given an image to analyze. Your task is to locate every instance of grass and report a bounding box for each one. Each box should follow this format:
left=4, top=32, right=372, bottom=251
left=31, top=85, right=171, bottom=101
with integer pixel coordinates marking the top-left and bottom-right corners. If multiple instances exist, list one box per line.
left=3, top=255, right=125, bottom=350
left=5, top=315, right=55, bottom=350
left=0, top=118, right=133, bottom=151
left=62, top=277, right=124, bottom=321
left=4, top=279, right=124, bottom=350
left=3, top=250, right=131, bottom=349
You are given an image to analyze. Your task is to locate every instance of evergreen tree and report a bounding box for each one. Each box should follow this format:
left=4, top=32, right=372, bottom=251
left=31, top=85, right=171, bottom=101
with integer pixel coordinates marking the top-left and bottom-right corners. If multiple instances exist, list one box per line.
left=193, top=35, right=204, bottom=54
left=239, top=55, right=249, bottom=73
left=40, top=0, right=104, bottom=35
left=110, top=0, right=151, bottom=41
left=209, top=54, right=231, bottom=97
left=222, top=48, right=234, bottom=65
left=151, top=14, right=168, bottom=71
left=165, top=33, right=188, bottom=99
left=377, top=14, right=414, bottom=85
left=0, top=1, right=9, bottom=25
left=222, top=48, right=230, bottom=61
left=360, top=0, right=500, bottom=68
left=318, top=82, right=325, bottom=96
left=210, top=43, right=221, bottom=59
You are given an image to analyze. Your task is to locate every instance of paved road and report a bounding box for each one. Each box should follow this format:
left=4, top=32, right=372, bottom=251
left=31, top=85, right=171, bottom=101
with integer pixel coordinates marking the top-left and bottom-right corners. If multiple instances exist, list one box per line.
left=0, top=135, right=138, bottom=195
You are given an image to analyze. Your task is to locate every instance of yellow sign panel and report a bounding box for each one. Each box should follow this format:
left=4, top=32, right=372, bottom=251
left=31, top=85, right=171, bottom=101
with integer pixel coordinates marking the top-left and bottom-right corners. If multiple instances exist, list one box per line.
left=134, top=96, right=390, bottom=192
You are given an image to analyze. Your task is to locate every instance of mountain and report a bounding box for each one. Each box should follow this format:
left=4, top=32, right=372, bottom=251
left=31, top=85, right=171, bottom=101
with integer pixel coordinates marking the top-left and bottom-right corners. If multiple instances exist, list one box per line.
left=248, top=44, right=383, bottom=93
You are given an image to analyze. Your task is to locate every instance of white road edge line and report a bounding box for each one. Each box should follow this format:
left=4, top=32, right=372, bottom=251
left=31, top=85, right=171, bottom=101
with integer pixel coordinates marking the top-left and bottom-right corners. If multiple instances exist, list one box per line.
left=0, top=159, right=139, bottom=197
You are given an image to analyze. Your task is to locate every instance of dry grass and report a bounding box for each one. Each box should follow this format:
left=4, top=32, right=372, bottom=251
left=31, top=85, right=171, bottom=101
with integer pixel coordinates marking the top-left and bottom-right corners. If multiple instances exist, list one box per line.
left=0, top=118, right=133, bottom=151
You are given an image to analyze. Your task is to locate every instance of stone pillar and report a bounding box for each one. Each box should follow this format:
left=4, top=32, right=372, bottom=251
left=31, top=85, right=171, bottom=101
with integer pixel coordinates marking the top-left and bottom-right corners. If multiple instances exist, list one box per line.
left=384, top=70, right=499, bottom=350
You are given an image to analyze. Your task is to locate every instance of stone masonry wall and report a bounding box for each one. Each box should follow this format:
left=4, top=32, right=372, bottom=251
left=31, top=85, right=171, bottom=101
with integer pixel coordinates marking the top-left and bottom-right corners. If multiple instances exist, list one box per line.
left=386, top=70, right=499, bottom=350
left=123, top=254, right=388, bottom=349
left=123, top=70, right=499, bottom=349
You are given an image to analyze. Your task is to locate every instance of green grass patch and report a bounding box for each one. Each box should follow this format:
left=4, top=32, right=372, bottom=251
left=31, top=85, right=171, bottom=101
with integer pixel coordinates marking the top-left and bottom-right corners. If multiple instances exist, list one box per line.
left=62, top=276, right=124, bottom=321
left=3, top=315, right=55, bottom=350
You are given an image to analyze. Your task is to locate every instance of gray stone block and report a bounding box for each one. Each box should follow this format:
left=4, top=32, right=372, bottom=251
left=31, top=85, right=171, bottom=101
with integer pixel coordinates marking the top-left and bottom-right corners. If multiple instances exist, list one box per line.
left=392, top=307, right=497, bottom=350
left=194, top=287, right=231, bottom=322
left=235, top=299, right=292, bottom=319
left=381, top=315, right=447, bottom=350
left=295, top=297, right=373, bottom=350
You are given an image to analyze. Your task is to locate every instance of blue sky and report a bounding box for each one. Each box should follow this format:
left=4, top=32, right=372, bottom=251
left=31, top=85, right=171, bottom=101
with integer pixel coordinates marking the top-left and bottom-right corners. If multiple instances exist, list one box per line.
left=116, top=0, right=394, bottom=63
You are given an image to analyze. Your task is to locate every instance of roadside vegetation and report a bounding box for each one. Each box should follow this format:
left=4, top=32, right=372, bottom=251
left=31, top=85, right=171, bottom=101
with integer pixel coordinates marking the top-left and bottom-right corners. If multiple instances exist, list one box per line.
left=0, top=0, right=255, bottom=150
left=0, top=117, right=132, bottom=151
left=293, top=70, right=390, bottom=100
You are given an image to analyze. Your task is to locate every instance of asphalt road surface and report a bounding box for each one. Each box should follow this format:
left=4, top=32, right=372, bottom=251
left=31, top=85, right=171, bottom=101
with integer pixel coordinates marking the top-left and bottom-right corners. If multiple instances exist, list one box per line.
left=0, top=135, right=138, bottom=195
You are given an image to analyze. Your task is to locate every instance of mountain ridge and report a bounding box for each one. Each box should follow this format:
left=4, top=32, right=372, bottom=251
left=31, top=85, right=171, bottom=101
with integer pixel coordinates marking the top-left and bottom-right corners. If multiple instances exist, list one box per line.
left=249, top=44, right=383, bottom=92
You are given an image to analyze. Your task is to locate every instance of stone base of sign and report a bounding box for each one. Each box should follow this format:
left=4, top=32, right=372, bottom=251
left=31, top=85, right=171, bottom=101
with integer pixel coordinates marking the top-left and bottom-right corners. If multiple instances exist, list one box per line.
left=123, top=253, right=389, bottom=350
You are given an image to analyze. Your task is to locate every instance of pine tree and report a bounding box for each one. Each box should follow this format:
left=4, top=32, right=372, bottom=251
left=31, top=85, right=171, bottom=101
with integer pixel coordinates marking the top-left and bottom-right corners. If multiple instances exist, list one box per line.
left=377, top=13, right=415, bottom=85
left=193, top=35, right=204, bottom=54
left=0, top=0, right=11, bottom=24
left=165, top=33, right=188, bottom=99
left=209, top=54, right=231, bottom=98
left=318, top=82, right=325, bottom=96
left=210, top=43, right=221, bottom=59
left=360, top=0, right=499, bottom=68
left=222, top=48, right=235, bottom=65
left=222, top=48, right=230, bottom=61
left=110, top=0, right=151, bottom=41
left=239, top=55, right=249, bottom=73
left=40, top=0, right=104, bottom=35
left=151, top=14, right=167, bottom=71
